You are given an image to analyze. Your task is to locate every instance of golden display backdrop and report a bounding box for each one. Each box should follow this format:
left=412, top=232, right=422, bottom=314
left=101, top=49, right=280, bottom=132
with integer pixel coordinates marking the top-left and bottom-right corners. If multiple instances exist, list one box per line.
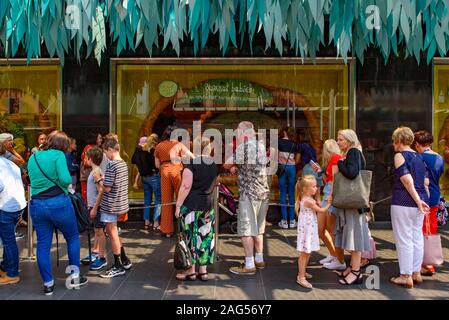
left=433, top=65, right=449, bottom=197
left=115, top=63, right=348, bottom=199
left=0, top=64, right=61, bottom=153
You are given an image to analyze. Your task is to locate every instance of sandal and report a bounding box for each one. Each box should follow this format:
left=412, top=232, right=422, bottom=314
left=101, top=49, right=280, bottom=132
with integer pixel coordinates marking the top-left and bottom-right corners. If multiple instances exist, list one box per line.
left=390, top=275, right=413, bottom=288
left=175, top=273, right=197, bottom=281
left=339, top=269, right=363, bottom=285
left=296, top=277, right=313, bottom=289
left=153, top=225, right=161, bottom=231
left=336, top=265, right=352, bottom=278
left=144, top=221, right=152, bottom=230
left=197, top=272, right=209, bottom=282
left=360, top=258, right=371, bottom=268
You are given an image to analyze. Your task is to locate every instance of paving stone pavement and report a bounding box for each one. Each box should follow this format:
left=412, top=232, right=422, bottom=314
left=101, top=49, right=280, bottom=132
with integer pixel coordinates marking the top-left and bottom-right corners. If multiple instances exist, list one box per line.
left=1, top=223, right=448, bottom=300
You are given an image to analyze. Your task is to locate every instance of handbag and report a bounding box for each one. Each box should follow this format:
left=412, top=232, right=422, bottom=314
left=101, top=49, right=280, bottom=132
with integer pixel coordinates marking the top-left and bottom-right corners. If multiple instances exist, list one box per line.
left=332, top=151, right=372, bottom=209
left=173, top=220, right=193, bottom=270
left=362, top=237, right=377, bottom=260
left=276, top=141, right=295, bottom=177
left=436, top=197, right=449, bottom=226
left=423, top=213, right=444, bottom=266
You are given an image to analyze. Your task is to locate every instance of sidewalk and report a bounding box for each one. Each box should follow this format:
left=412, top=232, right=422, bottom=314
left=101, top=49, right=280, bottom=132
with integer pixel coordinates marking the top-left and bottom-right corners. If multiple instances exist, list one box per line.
left=1, top=223, right=448, bottom=300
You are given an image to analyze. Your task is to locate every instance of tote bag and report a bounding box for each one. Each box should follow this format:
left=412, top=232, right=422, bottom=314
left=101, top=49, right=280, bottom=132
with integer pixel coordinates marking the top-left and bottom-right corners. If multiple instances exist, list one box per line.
left=423, top=214, right=444, bottom=266
left=332, top=170, right=372, bottom=209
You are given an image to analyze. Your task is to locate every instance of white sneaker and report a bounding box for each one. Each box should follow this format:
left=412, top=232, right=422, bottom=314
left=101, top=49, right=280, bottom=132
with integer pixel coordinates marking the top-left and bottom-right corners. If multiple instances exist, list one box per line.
left=289, top=220, right=297, bottom=228
left=323, top=260, right=347, bottom=270
left=278, top=220, right=288, bottom=229
left=319, top=255, right=336, bottom=265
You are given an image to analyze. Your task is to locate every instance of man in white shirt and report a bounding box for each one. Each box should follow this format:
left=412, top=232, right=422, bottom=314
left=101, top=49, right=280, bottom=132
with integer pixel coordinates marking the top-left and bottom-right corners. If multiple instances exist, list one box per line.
left=0, top=140, right=26, bottom=285
left=0, top=133, right=25, bottom=167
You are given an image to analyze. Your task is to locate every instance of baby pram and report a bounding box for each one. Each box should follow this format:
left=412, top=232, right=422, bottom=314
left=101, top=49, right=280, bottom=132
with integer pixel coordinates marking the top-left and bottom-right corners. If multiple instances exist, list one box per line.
left=218, top=182, right=239, bottom=234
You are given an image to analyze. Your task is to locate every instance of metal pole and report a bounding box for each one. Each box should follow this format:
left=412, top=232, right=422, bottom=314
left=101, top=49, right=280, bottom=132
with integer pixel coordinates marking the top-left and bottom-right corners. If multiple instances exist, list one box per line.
left=214, top=184, right=220, bottom=262
left=23, top=186, right=35, bottom=261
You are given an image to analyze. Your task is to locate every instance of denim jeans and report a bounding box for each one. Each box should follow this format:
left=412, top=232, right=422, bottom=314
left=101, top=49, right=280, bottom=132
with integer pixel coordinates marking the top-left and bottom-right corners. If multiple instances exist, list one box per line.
left=30, top=194, right=80, bottom=284
left=0, top=209, right=23, bottom=277
left=278, top=164, right=296, bottom=221
left=142, top=174, right=161, bottom=222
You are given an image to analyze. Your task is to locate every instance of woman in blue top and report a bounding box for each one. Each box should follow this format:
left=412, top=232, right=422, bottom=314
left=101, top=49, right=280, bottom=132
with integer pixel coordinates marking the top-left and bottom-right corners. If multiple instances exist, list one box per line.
left=296, top=129, right=322, bottom=188
left=277, top=127, right=299, bottom=229
left=390, top=127, right=430, bottom=289
left=414, top=130, right=444, bottom=276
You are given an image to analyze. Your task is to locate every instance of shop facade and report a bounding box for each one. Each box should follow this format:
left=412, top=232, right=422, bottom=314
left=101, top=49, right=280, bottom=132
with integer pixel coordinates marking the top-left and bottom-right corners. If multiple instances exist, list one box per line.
left=2, top=1, right=449, bottom=221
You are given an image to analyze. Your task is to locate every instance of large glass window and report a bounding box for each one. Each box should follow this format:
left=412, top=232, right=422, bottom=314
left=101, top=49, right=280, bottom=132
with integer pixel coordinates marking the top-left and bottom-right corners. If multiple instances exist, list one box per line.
left=0, top=62, right=62, bottom=155
left=433, top=63, right=449, bottom=197
left=113, top=60, right=349, bottom=200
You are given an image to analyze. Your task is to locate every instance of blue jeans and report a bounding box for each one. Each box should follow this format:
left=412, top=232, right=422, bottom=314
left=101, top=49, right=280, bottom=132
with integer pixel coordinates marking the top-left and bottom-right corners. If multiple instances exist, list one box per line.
left=30, top=194, right=80, bottom=284
left=322, top=182, right=336, bottom=214
left=278, top=164, right=296, bottom=221
left=0, top=209, right=23, bottom=277
left=142, top=174, right=161, bottom=222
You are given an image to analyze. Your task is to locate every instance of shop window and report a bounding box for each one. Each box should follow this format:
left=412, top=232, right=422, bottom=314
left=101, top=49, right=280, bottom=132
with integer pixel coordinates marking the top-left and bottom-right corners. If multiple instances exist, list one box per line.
left=433, top=64, right=449, bottom=197
left=113, top=61, right=349, bottom=200
left=0, top=63, right=61, bottom=156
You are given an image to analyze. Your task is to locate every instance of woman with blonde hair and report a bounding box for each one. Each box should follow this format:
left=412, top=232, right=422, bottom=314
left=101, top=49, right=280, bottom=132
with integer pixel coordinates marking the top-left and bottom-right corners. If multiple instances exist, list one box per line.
left=331, top=129, right=371, bottom=285
left=390, top=127, right=430, bottom=288
left=131, top=133, right=162, bottom=230
left=312, top=139, right=343, bottom=269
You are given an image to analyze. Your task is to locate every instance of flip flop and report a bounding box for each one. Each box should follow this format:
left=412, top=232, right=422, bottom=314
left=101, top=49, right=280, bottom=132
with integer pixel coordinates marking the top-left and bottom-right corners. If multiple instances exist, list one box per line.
left=296, top=277, right=313, bottom=289
left=197, top=272, right=209, bottom=281
left=176, top=273, right=197, bottom=281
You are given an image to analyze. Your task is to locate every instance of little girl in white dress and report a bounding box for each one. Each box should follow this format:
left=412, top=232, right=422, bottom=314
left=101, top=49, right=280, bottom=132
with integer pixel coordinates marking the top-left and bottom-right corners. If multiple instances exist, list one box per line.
left=295, top=175, right=331, bottom=289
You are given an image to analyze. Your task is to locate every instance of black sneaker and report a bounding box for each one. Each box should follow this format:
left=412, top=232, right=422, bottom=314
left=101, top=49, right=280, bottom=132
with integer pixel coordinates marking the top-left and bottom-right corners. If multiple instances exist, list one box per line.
left=99, top=266, right=126, bottom=278
left=70, top=276, right=88, bottom=289
left=44, top=284, right=54, bottom=296
left=122, top=259, right=133, bottom=271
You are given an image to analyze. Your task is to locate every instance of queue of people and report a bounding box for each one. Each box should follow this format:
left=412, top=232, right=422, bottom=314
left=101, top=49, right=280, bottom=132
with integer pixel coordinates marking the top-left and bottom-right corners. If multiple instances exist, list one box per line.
left=0, top=123, right=446, bottom=294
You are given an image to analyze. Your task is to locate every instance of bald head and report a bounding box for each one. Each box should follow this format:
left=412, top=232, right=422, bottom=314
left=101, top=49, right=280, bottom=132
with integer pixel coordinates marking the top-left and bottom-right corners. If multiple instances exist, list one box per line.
left=237, top=121, right=256, bottom=139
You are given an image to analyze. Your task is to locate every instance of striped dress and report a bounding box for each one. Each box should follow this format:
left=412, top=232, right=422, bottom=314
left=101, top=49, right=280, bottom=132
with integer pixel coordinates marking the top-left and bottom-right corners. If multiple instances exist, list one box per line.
left=101, top=160, right=129, bottom=215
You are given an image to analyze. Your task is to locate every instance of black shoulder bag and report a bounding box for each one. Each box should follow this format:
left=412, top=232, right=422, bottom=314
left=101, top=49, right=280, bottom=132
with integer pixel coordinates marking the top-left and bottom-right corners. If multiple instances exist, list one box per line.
left=173, top=219, right=193, bottom=270
left=276, top=142, right=295, bottom=177
left=33, top=155, right=92, bottom=265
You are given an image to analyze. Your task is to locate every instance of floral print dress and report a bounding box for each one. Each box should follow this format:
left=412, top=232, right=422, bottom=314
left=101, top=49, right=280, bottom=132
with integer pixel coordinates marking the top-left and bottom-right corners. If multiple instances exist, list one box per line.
left=296, top=198, right=320, bottom=253
left=179, top=206, right=216, bottom=266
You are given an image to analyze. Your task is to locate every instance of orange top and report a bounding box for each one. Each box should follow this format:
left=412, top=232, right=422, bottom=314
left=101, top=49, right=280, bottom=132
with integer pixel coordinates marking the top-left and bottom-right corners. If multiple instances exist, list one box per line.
left=154, top=140, right=183, bottom=163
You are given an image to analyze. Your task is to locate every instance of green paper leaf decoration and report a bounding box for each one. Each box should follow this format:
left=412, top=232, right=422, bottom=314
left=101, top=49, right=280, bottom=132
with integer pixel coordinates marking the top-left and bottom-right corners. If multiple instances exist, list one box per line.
left=1, top=0, right=449, bottom=65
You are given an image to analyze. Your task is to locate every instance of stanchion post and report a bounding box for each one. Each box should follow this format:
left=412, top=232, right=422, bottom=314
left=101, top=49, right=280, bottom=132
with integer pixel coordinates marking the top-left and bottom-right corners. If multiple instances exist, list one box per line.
left=23, top=185, right=35, bottom=261
left=214, top=184, right=220, bottom=262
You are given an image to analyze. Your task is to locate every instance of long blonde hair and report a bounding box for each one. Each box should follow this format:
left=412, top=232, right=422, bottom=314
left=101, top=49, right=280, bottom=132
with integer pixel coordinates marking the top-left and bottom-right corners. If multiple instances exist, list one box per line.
left=338, top=129, right=362, bottom=153
left=143, top=133, right=159, bottom=152
left=322, top=139, right=340, bottom=170
left=294, top=175, right=317, bottom=214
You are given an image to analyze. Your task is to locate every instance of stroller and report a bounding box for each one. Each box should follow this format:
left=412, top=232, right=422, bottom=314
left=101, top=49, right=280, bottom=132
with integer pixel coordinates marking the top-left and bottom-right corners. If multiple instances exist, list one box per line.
left=218, top=182, right=239, bottom=234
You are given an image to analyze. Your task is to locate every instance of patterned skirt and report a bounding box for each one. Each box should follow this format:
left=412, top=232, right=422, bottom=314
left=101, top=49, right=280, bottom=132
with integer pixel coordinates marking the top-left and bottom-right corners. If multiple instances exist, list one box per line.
left=179, top=205, right=216, bottom=266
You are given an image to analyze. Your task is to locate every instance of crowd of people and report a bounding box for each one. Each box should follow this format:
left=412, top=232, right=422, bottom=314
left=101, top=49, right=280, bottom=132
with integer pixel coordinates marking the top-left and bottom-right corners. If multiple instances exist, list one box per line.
left=0, top=122, right=445, bottom=294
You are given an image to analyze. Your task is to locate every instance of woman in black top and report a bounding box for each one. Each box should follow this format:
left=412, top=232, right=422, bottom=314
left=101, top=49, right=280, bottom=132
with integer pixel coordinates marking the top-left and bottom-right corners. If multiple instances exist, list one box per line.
left=174, top=137, right=218, bottom=281
left=331, top=129, right=371, bottom=286
left=131, top=134, right=161, bottom=230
